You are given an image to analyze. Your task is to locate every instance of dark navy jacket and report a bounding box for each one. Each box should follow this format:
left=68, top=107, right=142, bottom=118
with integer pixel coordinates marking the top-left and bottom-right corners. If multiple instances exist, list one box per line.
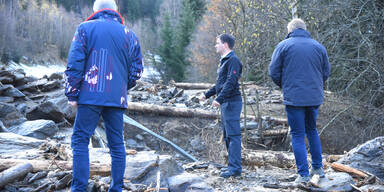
left=269, top=29, right=330, bottom=106
left=65, top=9, right=143, bottom=108
left=205, top=51, right=242, bottom=104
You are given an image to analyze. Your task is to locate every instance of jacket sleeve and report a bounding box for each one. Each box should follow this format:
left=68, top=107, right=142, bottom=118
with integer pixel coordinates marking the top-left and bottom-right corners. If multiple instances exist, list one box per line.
left=216, top=58, right=242, bottom=104
left=269, top=44, right=284, bottom=88
left=64, top=25, right=87, bottom=101
left=127, top=32, right=143, bottom=90
left=322, top=49, right=331, bottom=81
left=204, top=85, right=216, bottom=98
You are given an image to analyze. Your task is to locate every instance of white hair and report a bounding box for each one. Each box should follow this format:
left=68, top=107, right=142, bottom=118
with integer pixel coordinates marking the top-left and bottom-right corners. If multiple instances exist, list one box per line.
left=287, top=18, right=306, bottom=33
left=93, top=0, right=117, bottom=12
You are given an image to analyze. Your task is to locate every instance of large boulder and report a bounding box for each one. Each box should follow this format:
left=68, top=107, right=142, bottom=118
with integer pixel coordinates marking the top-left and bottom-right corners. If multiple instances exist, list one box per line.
left=16, top=79, right=48, bottom=93
left=41, top=80, right=61, bottom=92
left=0, top=132, right=45, bottom=159
left=316, top=172, right=354, bottom=191
left=3, top=84, right=25, bottom=98
left=48, top=96, right=76, bottom=122
left=26, top=101, right=66, bottom=123
left=0, top=102, right=26, bottom=127
left=337, top=136, right=384, bottom=181
left=8, top=120, right=58, bottom=139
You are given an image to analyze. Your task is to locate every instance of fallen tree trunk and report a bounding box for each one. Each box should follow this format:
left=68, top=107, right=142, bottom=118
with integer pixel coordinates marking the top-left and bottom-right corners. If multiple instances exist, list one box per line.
left=331, top=162, right=368, bottom=178
left=0, top=159, right=110, bottom=177
left=172, top=82, right=258, bottom=90
left=127, top=102, right=219, bottom=119
left=173, top=82, right=214, bottom=90
left=262, top=129, right=288, bottom=137
left=127, top=102, right=288, bottom=125
left=0, top=163, right=33, bottom=188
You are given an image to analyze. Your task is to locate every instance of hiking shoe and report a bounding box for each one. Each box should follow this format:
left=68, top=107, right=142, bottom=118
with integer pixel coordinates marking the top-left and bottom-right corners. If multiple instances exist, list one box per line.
left=294, top=175, right=310, bottom=184
left=309, top=167, right=325, bottom=178
left=220, top=167, right=228, bottom=172
left=220, top=170, right=241, bottom=178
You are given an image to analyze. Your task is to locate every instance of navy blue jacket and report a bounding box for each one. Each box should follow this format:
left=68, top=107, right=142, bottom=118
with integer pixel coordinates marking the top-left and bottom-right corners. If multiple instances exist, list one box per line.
left=269, top=29, right=330, bottom=106
left=65, top=9, right=143, bottom=108
left=205, top=51, right=242, bottom=104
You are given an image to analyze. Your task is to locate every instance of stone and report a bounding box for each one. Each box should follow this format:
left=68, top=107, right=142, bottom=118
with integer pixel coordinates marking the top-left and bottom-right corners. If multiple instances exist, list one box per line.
left=316, top=172, right=353, bottom=191
left=0, top=96, right=14, bottom=103
left=16, top=79, right=48, bottom=93
left=168, top=172, right=214, bottom=192
left=0, top=132, right=45, bottom=159
left=41, top=80, right=61, bottom=92
left=0, top=102, right=26, bottom=127
left=48, top=72, right=63, bottom=81
left=48, top=96, right=76, bottom=122
left=0, top=76, right=13, bottom=84
left=26, top=101, right=66, bottom=123
left=337, top=136, right=384, bottom=180
left=8, top=120, right=59, bottom=139
left=3, top=85, right=25, bottom=97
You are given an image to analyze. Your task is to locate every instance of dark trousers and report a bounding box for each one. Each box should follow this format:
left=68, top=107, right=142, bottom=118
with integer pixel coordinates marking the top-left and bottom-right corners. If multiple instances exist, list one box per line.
left=285, top=105, right=323, bottom=177
left=71, top=105, right=126, bottom=192
left=220, top=100, right=242, bottom=173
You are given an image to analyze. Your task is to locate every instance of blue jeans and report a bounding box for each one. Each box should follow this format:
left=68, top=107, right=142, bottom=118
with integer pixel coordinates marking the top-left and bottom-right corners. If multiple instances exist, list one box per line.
left=220, top=100, right=242, bottom=173
left=71, top=105, right=126, bottom=192
left=285, top=105, right=323, bottom=177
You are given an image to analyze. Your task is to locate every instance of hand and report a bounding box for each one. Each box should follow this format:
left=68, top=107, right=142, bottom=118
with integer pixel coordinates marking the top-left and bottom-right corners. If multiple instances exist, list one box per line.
left=198, top=94, right=206, bottom=101
left=212, top=100, right=220, bottom=107
left=68, top=101, right=78, bottom=108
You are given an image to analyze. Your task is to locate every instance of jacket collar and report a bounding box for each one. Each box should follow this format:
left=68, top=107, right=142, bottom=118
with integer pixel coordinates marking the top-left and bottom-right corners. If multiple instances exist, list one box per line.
left=85, top=9, right=124, bottom=25
left=285, top=28, right=311, bottom=39
left=221, top=51, right=234, bottom=60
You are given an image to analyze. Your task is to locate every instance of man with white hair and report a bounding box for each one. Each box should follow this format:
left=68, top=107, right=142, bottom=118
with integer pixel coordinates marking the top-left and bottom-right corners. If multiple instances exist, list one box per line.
left=269, top=18, right=330, bottom=184
left=65, top=0, right=143, bottom=191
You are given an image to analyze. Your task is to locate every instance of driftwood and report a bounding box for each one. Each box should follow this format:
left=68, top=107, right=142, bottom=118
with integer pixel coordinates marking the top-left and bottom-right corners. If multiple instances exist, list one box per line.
left=262, top=129, right=288, bottom=137
left=331, top=162, right=368, bottom=178
left=172, top=81, right=258, bottom=90
left=0, top=159, right=110, bottom=177
left=0, top=163, right=33, bottom=188
left=173, top=82, right=214, bottom=90
left=127, top=102, right=288, bottom=125
left=127, top=102, right=219, bottom=119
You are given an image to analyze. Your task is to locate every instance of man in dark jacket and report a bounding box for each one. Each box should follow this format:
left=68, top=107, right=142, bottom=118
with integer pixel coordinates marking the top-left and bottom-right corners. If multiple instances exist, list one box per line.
left=269, top=18, right=330, bottom=183
left=200, top=34, right=243, bottom=178
left=64, top=0, right=143, bottom=191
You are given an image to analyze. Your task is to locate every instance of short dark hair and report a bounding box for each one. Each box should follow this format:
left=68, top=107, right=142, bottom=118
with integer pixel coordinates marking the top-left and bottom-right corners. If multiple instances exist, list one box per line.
left=218, top=34, right=235, bottom=49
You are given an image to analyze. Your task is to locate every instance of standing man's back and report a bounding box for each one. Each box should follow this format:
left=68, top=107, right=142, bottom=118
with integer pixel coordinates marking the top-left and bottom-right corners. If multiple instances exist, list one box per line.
left=65, top=0, right=143, bottom=191
left=269, top=18, right=330, bottom=184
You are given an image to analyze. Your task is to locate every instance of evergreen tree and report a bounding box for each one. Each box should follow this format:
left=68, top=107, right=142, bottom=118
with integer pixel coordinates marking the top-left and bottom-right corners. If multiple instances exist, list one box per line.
left=157, top=0, right=205, bottom=82
left=157, top=13, right=178, bottom=81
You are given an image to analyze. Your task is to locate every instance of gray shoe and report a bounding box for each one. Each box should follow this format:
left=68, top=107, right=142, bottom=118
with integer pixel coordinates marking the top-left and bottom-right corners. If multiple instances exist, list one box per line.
left=309, top=167, right=325, bottom=178
left=294, top=175, right=310, bottom=184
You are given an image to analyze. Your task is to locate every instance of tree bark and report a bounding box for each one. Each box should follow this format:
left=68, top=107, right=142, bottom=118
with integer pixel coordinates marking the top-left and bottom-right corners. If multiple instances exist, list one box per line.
left=330, top=162, right=368, bottom=178
left=172, top=82, right=214, bottom=90
left=127, top=102, right=219, bottom=119
left=127, top=102, right=288, bottom=124
left=0, top=163, right=33, bottom=188
left=0, top=159, right=111, bottom=177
